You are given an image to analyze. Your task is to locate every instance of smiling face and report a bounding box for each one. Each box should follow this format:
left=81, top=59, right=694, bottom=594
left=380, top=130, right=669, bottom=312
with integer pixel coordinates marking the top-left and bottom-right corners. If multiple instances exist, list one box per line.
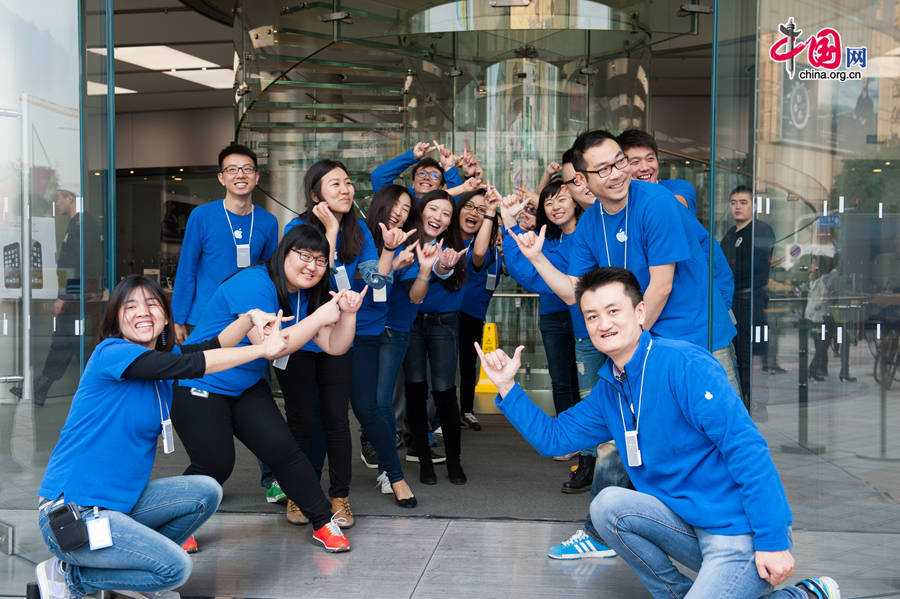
left=561, top=162, right=596, bottom=210
left=283, top=247, right=328, bottom=293
left=412, top=166, right=443, bottom=196
left=459, top=194, right=487, bottom=236
left=217, top=153, right=259, bottom=199
left=420, top=198, right=453, bottom=241
left=624, top=145, right=659, bottom=183
left=313, top=167, right=354, bottom=215
left=581, top=139, right=632, bottom=209
left=543, top=187, right=577, bottom=227
left=517, top=199, right=537, bottom=231
left=580, top=282, right=645, bottom=366
left=118, top=286, right=168, bottom=349
left=388, top=193, right=412, bottom=228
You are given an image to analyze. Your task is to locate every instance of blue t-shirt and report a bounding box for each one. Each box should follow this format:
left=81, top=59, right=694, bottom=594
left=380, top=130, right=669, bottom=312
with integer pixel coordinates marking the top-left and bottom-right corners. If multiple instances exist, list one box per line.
left=171, top=200, right=279, bottom=326
left=179, top=265, right=309, bottom=395
left=460, top=245, right=502, bottom=321
left=568, top=180, right=730, bottom=349
left=502, top=226, right=569, bottom=316
left=660, top=179, right=697, bottom=216
left=370, top=148, right=464, bottom=198
left=418, top=239, right=468, bottom=314
left=284, top=216, right=380, bottom=352
left=385, top=259, right=421, bottom=332
left=38, top=338, right=178, bottom=512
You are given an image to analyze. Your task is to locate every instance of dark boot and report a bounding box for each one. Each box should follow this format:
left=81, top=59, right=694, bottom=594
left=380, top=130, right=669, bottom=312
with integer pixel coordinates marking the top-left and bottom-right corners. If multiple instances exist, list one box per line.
left=433, top=386, right=466, bottom=484
left=562, top=454, right=595, bottom=494
left=405, top=381, right=436, bottom=485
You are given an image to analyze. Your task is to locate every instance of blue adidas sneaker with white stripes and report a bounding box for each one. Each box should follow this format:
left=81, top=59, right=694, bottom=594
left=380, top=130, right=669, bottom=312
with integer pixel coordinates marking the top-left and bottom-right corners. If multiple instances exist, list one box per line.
left=547, top=529, right=617, bottom=560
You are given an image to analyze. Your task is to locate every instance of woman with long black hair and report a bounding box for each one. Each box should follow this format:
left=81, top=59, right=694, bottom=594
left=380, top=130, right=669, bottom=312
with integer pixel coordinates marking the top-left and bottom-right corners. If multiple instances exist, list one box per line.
left=172, top=224, right=366, bottom=552
left=35, top=274, right=291, bottom=599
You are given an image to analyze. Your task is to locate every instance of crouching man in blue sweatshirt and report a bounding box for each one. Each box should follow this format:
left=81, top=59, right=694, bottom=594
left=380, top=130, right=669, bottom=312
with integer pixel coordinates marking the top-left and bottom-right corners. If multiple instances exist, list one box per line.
left=474, top=266, right=840, bottom=599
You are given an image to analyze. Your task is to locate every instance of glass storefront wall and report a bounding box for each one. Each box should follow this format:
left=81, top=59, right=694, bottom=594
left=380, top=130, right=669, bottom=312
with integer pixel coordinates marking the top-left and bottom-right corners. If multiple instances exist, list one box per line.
left=0, top=0, right=113, bottom=593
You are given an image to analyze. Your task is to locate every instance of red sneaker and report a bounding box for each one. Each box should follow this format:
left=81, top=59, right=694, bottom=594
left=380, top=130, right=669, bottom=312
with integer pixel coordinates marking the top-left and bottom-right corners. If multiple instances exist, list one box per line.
left=312, top=521, right=350, bottom=553
left=182, top=535, right=198, bottom=553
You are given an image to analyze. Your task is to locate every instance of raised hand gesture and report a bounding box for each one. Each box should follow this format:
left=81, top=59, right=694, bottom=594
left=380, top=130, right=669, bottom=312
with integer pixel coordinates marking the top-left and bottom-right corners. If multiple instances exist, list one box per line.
left=484, top=184, right=501, bottom=213
left=512, top=224, right=546, bottom=261
left=379, top=222, right=417, bottom=251
left=393, top=240, right=418, bottom=271
left=312, top=201, right=340, bottom=237
left=413, top=141, right=434, bottom=160
left=334, top=286, right=368, bottom=314
left=314, top=290, right=345, bottom=326
left=261, top=310, right=290, bottom=359
left=438, top=244, right=468, bottom=271
left=434, top=140, right=456, bottom=171
left=500, top=193, right=528, bottom=228
left=474, top=342, right=525, bottom=396
left=416, top=240, right=441, bottom=272
left=545, top=162, right=562, bottom=177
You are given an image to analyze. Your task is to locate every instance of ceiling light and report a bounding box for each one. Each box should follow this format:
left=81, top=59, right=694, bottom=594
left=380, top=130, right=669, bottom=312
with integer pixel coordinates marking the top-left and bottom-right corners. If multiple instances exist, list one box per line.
left=165, top=68, right=234, bottom=89
left=89, top=45, right=218, bottom=71
left=86, top=81, right=136, bottom=95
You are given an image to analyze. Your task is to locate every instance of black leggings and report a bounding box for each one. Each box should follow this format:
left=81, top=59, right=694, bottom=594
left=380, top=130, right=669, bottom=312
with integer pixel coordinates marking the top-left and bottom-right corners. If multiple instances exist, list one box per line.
left=171, top=380, right=332, bottom=529
left=458, top=312, right=484, bottom=416
left=275, top=350, right=354, bottom=499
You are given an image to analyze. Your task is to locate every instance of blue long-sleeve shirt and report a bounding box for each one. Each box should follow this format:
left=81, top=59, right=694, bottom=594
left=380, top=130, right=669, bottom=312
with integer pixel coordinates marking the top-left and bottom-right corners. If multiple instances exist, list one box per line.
left=496, top=330, right=793, bottom=552
left=171, top=200, right=279, bottom=326
left=370, top=148, right=463, bottom=197
left=502, top=226, right=569, bottom=316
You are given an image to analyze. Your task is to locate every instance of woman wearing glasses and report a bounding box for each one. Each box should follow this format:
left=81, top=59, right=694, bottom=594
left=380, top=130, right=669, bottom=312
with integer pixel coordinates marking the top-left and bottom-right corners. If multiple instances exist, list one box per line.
left=456, top=188, right=503, bottom=432
left=276, top=160, right=401, bottom=527
left=173, top=224, right=367, bottom=553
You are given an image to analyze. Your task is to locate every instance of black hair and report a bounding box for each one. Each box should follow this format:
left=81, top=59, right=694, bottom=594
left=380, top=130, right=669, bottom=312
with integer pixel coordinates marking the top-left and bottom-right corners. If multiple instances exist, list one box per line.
left=536, top=180, right=583, bottom=241
left=570, top=130, right=619, bottom=171
left=218, top=143, right=258, bottom=170
left=575, top=267, right=643, bottom=309
left=302, top=159, right=364, bottom=264
left=56, top=189, right=76, bottom=201
left=730, top=184, right=753, bottom=198
left=415, top=190, right=466, bottom=291
left=561, top=147, right=575, bottom=167
left=97, top=275, right=174, bottom=352
left=366, top=184, right=415, bottom=250
left=411, top=157, right=445, bottom=187
left=455, top=188, right=500, bottom=249
left=267, top=224, right=332, bottom=316
left=617, top=129, right=658, bottom=157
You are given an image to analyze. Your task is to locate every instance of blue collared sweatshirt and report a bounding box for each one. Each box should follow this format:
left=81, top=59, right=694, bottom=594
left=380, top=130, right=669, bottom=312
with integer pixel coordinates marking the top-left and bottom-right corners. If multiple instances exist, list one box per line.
left=495, top=330, right=792, bottom=552
left=370, top=148, right=464, bottom=198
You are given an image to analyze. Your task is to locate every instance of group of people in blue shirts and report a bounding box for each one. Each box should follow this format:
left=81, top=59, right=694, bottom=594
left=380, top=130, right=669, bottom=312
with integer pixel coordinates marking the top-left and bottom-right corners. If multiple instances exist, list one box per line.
left=33, top=130, right=839, bottom=599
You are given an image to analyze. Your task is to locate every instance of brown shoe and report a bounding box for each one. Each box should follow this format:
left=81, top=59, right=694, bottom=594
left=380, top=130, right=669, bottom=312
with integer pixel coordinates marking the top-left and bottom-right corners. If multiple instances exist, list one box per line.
left=286, top=499, right=309, bottom=525
left=330, top=496, right=354, bottom=528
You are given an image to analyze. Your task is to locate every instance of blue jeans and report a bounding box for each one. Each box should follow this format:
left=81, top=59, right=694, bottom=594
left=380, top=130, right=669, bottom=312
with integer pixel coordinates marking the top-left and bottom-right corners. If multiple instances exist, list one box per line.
left=575, top=337, right=606, bottom=458
left=405, top=312, right=459, bottom=391
left=591, top=487, right=805, bottom=599
left=538, top=311, right=580, bottom=416
left=351, top=333, right=406, bottom=484
left=37, top=476, right=222, bottom=597
left=377, top=327, right=410, bottom=440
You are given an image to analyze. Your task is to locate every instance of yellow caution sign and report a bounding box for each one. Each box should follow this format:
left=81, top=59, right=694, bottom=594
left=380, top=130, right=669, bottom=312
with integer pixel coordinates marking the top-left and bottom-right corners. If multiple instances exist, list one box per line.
left=474, top=322, right=499, bottom=393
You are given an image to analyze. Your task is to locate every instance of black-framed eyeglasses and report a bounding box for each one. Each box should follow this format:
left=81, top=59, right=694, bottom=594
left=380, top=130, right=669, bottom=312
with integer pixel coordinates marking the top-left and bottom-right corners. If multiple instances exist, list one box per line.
left=220, top=165, right=258, bottom=176
left=415, top=170, right=442, bottom=181
left=562, top=175, right=579, bottom=187
left=291, top=249, right=328, bottom=267
left=462, top=202, right=488, bottom=216
left=579, top=155, right=629, bottom=179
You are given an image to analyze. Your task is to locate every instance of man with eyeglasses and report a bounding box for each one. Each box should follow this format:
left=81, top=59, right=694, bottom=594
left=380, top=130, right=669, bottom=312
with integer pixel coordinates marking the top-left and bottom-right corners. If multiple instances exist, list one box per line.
left=370, top=141, right=464, bottom=199
left=171, top=144, right=281, bottom=514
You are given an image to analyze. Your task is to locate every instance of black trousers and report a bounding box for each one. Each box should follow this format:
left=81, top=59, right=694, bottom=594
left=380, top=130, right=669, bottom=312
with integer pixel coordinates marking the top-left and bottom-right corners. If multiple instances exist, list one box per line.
left=275, top=350, right=354, bottom=499
left=171, top=380, right=332, bottom=529
left=457, top=312, right=485, bottom=416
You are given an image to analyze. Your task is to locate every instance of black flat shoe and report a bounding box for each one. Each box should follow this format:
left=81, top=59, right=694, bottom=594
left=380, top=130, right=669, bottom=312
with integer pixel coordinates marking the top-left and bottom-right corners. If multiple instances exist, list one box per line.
left=420, top=463, right=437, bottom=485
left=840, top=375, right=857, bottom=382
left=447, top=462, right=467, bottom=485
left=395, top=496, right=418, bottom=508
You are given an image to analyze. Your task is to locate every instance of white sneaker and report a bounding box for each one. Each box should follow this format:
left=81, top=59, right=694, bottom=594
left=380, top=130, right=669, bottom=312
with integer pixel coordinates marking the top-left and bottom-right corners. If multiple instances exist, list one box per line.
left=376, top=471, right=393, bottom=495
left=114, top=590, right=181, bottom=599
left=35, top=557, right=75, bottom=599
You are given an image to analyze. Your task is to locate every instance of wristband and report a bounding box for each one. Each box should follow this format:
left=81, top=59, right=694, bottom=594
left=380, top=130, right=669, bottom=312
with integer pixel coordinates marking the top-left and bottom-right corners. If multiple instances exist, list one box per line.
left=416, top=274, right=431, bottom=282
left=484, top=215, right=497, bottom=223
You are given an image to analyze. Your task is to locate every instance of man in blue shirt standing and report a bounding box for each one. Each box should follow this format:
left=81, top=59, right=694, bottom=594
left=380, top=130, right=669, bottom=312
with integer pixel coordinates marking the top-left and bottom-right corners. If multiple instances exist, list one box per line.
left=475, top=267, right=840, bottom=599
left=171, top=143, right=280, bottom=505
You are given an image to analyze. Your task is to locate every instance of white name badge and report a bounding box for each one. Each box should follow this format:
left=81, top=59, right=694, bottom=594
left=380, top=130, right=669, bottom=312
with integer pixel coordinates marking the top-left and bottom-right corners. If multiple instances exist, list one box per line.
left=373, top=285, right=387, bottom=302
left=624, top=429, right=642, bottom=467
left=87, top=511, right=112, bottom=550
left=333, top=265, right=351, bottom=291
left=485, top=273, right=497, bottom=291
left=273, top=355, right=289, bottom=370
left=236, top=244, right=251, bottom=268
left=161, top=418, right=175, bottom=454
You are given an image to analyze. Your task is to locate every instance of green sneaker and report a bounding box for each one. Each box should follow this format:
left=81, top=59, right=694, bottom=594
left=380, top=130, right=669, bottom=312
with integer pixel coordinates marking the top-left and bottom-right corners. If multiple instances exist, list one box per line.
left=265, top=480, right=287, bottom=504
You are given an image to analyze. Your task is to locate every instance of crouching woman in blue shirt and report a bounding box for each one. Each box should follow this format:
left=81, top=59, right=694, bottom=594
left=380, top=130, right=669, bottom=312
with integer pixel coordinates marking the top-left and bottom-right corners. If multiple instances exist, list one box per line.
left=36, top=274, right=290, bottom=599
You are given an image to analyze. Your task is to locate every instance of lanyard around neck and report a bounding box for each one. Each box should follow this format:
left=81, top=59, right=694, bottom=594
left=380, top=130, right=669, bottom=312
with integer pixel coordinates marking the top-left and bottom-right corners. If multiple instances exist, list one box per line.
left=599, top=202, right=627, bottom=269
left=154, top=381, right=170, bottom=424
left=617, top=338, right=652, bottom=434
left=223, top=201, right=254, bottom=247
